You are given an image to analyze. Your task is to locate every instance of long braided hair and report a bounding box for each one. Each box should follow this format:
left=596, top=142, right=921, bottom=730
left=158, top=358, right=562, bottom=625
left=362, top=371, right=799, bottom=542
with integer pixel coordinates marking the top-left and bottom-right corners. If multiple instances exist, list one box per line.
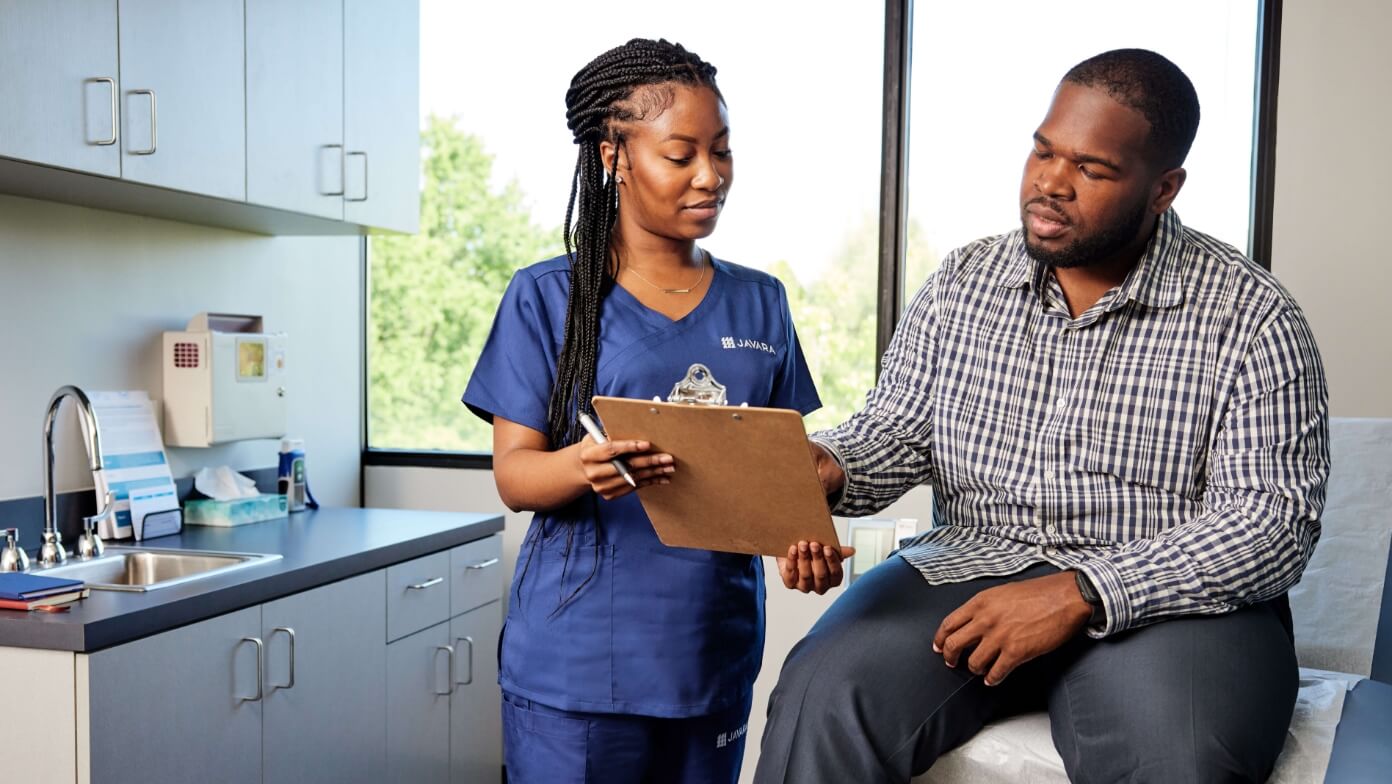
left=546, top=38, right=721, bottom=450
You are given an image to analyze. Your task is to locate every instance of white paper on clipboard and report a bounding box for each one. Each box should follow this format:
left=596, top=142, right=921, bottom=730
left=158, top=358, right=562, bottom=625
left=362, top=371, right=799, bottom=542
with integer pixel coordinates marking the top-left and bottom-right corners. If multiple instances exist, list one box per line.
left=87, top=391, right=179, bottom=540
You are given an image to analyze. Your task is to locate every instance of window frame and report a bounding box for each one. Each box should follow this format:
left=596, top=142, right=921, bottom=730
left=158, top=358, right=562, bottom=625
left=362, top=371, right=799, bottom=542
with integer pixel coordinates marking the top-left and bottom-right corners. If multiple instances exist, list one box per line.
left=363, top=0, right=1282, bottom=463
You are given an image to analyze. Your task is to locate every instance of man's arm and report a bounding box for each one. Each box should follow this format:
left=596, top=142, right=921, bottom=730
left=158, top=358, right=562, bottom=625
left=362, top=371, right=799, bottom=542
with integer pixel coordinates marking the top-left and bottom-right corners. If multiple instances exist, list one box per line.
left=811, top=270, right=942, bottom=515
left=1076, top=304, right=1329, bottom=637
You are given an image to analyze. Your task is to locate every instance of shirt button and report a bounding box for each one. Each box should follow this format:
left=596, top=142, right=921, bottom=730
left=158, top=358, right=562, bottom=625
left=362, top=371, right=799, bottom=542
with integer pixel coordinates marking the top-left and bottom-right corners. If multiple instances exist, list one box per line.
left=1043, top=469, right=1056, bottom=481
left=1044, top=546, right=1058, bottom=556
left=1055, top=397, right=1068, bottom=410
left=1045, top=523, right=1057, bottom=534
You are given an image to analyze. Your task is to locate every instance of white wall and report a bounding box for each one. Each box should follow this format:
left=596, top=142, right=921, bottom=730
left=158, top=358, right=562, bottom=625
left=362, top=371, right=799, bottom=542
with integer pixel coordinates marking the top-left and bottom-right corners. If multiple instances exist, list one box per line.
left=0, top=194, right=364, bottom=507
left=1270, top=0, right=1392, bottom=418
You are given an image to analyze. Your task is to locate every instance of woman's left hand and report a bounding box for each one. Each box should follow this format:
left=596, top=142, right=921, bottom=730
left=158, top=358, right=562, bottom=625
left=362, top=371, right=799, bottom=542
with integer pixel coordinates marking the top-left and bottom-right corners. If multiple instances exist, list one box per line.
left=777, top=541, right=857, bottom=595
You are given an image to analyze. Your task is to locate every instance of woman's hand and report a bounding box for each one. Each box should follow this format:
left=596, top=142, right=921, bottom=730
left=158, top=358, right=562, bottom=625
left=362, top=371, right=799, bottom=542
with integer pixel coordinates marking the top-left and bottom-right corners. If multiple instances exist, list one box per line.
left=577, top=436, right=675, bottom=500
left=778, top=541, right=857, bottom=595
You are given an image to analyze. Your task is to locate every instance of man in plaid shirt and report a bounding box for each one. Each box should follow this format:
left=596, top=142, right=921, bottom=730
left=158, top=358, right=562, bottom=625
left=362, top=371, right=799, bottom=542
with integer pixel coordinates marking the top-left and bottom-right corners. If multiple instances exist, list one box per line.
left=757, top=49, right=1328, bottom=783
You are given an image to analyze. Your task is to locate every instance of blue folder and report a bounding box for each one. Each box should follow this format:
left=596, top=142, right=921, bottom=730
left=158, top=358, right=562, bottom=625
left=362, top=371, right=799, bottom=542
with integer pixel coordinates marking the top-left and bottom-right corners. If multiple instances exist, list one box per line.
left=0, top=572, right=85, bottom=601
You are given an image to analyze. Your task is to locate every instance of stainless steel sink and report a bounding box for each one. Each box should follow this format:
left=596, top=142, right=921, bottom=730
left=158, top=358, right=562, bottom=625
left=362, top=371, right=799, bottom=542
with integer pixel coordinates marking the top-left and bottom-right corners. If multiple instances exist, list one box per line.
left=34, top=547, right=282, bottom=592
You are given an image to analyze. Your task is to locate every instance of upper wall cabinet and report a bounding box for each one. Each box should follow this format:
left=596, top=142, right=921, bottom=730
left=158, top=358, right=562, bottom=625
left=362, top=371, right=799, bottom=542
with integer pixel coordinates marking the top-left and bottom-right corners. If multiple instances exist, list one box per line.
left=246, top=0, right=345, bottom=220
left=0, top=0, right=420, bottom=236
left=118, top=0, right=246, bottom=201
left=0, top=0, right=121, bottom=177
left=344, top=0, right=420, bottom=234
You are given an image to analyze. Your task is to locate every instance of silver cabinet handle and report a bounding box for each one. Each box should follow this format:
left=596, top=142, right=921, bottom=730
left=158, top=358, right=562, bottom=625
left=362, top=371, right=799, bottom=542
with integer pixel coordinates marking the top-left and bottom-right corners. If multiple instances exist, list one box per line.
left=454, top=635, right=475, bottom=686
left=269, top=627, right=296, bottom=692
left=88, top=77, right=117, bottom=146
left=239, top=636, right=265, bottom=702
left=322, top=144, right=345, bottom=196
left=346, top=151, right=368, bottom=201
left=407, top=576, right=444, bottom=590
left=433, top=645, right=455, bottom=695
left=129, top=89, right=156, bottom=155
left=466, top=558, right=500, bottom=571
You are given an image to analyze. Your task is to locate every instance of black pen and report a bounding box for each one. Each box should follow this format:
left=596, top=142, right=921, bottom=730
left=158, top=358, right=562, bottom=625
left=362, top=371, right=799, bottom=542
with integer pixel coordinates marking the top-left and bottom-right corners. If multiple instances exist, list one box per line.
left=577, top=412, right=638, bottom=488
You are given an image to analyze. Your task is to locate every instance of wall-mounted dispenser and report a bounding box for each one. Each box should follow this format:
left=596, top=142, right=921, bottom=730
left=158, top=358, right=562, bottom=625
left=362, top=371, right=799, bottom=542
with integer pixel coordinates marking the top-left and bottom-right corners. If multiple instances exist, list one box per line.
left=162, top=313, right=288, bottom=447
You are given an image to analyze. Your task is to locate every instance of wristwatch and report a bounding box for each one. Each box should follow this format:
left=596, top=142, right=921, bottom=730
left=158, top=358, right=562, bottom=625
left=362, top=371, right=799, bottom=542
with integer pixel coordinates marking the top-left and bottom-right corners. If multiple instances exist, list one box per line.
left=1074, top=571, right=1107, bottom=626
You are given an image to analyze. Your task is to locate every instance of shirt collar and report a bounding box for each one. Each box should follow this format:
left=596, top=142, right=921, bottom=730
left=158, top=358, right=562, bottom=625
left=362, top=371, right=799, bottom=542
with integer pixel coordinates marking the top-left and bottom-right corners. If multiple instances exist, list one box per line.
left=998, top=208, right=1186, bottom=310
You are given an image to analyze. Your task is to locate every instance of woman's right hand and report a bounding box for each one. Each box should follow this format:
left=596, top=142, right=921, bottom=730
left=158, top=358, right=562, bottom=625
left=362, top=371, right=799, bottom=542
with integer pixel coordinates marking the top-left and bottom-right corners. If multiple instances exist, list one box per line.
left=576, top=436, right=675, bottom=500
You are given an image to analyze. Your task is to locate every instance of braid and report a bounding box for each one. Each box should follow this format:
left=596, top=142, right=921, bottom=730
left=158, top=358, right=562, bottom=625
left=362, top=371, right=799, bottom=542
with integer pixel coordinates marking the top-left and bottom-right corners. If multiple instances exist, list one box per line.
left=546, top=38, right=721, bottom=449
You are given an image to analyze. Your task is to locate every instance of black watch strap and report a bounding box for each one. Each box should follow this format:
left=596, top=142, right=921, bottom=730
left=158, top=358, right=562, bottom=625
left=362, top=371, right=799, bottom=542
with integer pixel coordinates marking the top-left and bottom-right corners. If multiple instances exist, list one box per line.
left=1074, top=571, right=1106, bottom=626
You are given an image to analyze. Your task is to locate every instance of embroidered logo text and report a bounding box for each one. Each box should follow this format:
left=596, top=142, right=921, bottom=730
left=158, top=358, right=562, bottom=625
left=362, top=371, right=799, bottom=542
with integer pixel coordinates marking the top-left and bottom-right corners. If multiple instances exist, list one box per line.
left=720, top=336, right=776, bottom=354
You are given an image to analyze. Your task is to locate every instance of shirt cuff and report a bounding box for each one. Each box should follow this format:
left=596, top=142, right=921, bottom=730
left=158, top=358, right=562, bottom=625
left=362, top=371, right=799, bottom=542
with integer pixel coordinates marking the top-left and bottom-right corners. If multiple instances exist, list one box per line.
left=808, top=435, right=849, bottom=511
left=1074, top=558, right=1132, bottom=638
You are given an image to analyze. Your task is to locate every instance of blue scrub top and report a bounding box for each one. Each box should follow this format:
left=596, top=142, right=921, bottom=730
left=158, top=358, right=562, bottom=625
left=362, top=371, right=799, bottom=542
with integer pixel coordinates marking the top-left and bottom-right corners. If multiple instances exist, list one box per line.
left=463, top=254, right=820, bottom=718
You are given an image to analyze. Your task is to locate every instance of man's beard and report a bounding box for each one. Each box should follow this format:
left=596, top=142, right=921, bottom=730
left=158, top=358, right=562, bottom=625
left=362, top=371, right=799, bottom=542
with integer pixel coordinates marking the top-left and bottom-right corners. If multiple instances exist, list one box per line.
left=1022, top=197, right=1150, bottom=269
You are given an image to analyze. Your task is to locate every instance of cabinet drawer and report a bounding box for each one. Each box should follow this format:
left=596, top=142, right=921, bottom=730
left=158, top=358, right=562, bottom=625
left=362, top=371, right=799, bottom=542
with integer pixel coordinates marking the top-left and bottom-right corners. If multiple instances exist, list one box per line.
left=451, top=535, right=503, bottom=616
left=387, top=551, right=451, bottom=642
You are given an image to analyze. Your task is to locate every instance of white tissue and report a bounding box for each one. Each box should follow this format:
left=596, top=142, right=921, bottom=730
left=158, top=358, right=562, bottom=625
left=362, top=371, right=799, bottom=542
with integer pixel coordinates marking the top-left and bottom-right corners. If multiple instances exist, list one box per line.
left=194, top=466, right=260, bottom=501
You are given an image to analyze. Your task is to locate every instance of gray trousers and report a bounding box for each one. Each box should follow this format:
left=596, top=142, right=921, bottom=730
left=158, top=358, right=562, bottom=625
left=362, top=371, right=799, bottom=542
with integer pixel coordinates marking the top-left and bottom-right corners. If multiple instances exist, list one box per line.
left=755, top=557, right=1298, bottom=784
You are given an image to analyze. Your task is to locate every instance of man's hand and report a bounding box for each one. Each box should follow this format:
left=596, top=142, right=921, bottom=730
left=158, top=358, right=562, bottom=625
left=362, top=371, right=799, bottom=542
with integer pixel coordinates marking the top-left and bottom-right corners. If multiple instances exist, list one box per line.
left=933, top=571, right=1092, bottom=686
left=777, top=541, right=857, bottom=595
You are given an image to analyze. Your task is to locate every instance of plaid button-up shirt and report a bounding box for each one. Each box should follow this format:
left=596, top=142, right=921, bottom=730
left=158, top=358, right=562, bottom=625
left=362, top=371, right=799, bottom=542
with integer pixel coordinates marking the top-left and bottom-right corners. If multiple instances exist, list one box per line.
left=815, top=210, right=1329, bottom=637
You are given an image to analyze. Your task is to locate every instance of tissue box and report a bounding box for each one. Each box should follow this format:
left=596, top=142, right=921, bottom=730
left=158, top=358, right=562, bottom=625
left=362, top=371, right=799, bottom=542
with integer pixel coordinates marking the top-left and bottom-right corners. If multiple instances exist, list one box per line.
left=184, top=494, right=288, bottom=527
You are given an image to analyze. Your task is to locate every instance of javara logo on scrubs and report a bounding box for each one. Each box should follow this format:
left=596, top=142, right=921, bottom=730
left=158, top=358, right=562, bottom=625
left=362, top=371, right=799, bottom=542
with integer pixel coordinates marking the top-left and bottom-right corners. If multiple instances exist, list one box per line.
left=716, top=722, right=749, bottom=749
left=720, top=336, right=776, bottom=354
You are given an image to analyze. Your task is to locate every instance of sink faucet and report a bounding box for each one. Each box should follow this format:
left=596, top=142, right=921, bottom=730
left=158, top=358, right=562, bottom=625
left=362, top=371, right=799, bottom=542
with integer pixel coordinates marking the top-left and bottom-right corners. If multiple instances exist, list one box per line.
left=40, top=385, right=106, bottom=568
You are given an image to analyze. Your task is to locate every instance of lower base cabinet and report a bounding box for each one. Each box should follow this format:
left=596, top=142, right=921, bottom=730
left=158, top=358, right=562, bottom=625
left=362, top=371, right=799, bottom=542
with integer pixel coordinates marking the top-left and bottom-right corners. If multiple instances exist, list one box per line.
left=71, top=534, right=503, bottom=784
left=451, top=601, right=503, bottom=782
left=387, top=600, right=504, bottom=783
left=263, top=571, right=387, bottom=784
left=84, top=606, right=264, bottom=784
left=388, top=620, right=453, bottom=783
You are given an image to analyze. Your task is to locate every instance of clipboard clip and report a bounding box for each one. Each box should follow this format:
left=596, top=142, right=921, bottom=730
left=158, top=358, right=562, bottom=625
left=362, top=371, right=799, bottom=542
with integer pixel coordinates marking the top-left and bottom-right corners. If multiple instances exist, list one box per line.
left=667, top=363, right=727, bottom=406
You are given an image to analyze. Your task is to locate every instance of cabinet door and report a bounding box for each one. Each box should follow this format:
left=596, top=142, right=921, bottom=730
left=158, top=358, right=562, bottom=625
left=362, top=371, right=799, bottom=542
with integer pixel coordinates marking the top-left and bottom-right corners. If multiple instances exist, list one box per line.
left=450, top=601, right=503, bottom=784
left=262, top=571, right=387, bottom=784
left=343, top=0, right=419, bottom=233
left=85, top=606, right=263, bottom=784
left=246, top=0, right=344, bottom=219
left=388, top=621, right=452, bottom=784
left=0, top=0, right=120, bottom=176
left=117, top=0, right=245, bottom=200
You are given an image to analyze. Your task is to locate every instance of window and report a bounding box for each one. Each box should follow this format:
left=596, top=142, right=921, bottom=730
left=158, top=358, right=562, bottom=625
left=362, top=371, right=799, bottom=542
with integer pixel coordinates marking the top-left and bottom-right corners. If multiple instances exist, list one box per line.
left=367, top=1, right=1275, bottom=458
left=902, top=1, right=1262, bottom=308
left=367, top=1, right=884, bottom=454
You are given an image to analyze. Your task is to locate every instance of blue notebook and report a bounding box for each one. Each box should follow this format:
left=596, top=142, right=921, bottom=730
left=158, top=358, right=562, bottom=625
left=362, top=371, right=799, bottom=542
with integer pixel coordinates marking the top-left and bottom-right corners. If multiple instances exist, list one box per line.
left=0, top=572, right=86, bottom=601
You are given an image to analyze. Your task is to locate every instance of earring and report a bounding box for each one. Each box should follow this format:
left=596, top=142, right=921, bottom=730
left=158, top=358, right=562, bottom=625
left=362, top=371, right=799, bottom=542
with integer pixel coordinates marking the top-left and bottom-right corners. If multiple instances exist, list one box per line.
left=615, top=174, right=624, bottom=184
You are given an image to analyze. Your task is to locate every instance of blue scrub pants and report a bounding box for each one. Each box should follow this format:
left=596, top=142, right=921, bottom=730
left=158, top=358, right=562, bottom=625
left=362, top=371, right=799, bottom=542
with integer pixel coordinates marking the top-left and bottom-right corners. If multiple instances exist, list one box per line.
left=502, top=689, right=753, bottom=783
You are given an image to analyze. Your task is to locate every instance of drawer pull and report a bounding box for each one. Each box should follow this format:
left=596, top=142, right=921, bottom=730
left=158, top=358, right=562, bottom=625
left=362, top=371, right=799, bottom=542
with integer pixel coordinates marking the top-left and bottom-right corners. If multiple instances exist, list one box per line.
left=407, top=576, right=444, bottom=590
left=465, top=558, right=500, bottom=571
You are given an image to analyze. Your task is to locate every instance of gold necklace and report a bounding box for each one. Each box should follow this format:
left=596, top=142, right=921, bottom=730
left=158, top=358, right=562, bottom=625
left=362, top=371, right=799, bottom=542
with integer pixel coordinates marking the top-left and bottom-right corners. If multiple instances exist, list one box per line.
left=623, top=251, right=709, bottom=294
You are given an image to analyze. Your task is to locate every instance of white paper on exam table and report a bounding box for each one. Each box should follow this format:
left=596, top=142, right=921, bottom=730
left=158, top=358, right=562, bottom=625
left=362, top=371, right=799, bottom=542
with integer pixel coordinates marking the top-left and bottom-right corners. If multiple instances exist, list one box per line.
left=87, top=391, right=179, bottom=540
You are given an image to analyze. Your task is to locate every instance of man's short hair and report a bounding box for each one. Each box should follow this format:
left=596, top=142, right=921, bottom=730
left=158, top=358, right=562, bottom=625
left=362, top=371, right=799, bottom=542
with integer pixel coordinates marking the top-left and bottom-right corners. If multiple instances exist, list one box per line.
left=1063, top=49, right=1200, bottom=170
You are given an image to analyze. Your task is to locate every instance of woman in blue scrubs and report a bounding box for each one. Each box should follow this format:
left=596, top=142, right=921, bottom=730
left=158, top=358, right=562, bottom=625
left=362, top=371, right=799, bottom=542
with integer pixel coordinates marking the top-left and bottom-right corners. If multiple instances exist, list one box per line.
left=463, top=38, right=851, bottom=783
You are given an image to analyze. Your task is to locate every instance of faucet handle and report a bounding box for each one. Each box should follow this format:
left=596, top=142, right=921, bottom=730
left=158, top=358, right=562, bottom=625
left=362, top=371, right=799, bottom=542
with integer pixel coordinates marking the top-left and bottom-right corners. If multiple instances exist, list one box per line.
left=78, top=516, right=105, bottom=560
left=1, top=528, right=30, bottom=572
left=77, top=496, right=111, bottom=560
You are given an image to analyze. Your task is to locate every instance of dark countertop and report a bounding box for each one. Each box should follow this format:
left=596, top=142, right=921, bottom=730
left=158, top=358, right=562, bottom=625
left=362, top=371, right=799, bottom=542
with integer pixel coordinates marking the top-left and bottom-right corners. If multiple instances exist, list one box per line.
left=0, top=507, right=504, bottom=653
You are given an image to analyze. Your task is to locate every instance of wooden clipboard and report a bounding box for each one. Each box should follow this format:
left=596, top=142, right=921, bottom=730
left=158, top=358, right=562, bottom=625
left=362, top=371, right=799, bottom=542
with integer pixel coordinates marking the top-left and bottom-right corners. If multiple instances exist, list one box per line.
left=592, top=395, right=838, bottom=556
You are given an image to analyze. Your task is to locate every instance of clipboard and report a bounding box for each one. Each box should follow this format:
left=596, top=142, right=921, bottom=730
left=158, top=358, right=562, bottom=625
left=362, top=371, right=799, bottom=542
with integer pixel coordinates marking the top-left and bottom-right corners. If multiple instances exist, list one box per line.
left=592, top=395, right=839, bottom=556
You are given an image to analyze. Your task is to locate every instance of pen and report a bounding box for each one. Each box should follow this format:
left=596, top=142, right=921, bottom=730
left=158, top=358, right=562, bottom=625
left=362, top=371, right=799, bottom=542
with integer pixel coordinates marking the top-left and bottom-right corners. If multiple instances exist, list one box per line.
left=577, top=412, right=638, bottom=488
